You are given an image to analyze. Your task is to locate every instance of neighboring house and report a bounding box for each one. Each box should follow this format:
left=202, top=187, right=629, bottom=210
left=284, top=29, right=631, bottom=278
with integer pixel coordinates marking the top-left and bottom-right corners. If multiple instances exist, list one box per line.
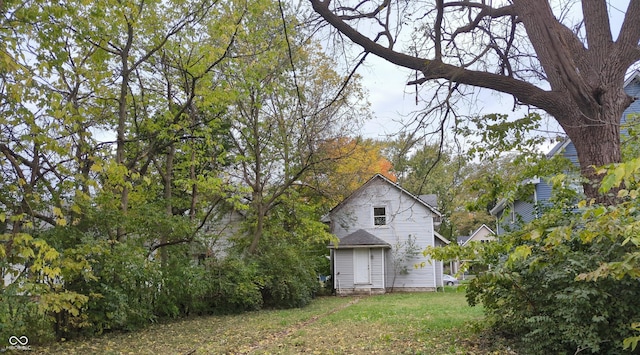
left=491, top=70, right=640, bottom=234
left=195, top=207, right=244, bottom=260
left=456, top=224, right=496, bottom=246
left=451, top=224, right=496, bottom=275
left=326, top=174, right=449, bottom=295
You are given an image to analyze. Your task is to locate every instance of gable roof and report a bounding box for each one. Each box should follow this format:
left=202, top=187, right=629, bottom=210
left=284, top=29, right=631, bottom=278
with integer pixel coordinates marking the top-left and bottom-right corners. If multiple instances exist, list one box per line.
left=461, top=224, right=495, bottom=246
left=624, top=69, right=640, bottom=88
left=328, top=229, right=391, bottom=249
left=457, top=236, right=471, bottom=245
left=329, top=174, right=441, bottom=217
left=434, top=231, right=451, bottom=245
left=546, top=137, right=571, bottom=158
left=489, top=177, right=540, bottom=216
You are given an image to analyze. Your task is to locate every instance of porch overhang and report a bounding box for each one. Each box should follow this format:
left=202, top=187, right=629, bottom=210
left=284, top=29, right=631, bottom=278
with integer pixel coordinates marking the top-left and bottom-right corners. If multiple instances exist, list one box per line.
left=328, top=229, right=391, bottom=249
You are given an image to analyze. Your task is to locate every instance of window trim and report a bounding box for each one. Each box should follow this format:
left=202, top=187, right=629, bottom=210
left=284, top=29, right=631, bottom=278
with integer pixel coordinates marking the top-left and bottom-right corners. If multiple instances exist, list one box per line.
left=373, top=206, right=387, bottom=226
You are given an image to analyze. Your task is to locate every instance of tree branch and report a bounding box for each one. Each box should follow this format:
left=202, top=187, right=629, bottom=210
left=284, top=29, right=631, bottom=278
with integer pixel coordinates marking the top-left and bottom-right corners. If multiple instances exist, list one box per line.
left=310, top=0, right=564, bottom=117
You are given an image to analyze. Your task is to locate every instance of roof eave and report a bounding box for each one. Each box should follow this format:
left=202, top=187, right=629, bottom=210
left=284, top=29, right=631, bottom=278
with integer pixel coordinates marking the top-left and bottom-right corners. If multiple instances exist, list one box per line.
left=434, top=231, right=451, bottom=245
left=490, top=199, right=507, bottom=216
left=624, top=69, right=640, bottom=88
left=328, top=244, right=391, bottom=249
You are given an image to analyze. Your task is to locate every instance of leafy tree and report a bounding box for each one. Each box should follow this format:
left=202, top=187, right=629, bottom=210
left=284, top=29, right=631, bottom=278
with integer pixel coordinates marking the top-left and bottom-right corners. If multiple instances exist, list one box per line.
left=387, top=136, right=494, bottom=239
left=307, top=137, right=394, bottom=207
left=222, top=10, right=368, bottom=253
left=426, top=150, right=640, bottom=353
left=310, top=0, right=640, bottom=203
left=1, top=0, right=326, bottom=339
left=391, top=140, right=464, bottom=237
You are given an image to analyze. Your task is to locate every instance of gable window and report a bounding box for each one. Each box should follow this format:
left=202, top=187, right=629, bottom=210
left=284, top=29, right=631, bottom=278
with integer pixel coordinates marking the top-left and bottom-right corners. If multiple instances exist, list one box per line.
left=373, top=207, right=386, bottom=226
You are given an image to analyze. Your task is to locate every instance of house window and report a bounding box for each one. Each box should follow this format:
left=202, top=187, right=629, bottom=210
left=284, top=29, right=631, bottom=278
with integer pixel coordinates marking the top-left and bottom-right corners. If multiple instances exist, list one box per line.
left=373, top=207, right=386, bottom=226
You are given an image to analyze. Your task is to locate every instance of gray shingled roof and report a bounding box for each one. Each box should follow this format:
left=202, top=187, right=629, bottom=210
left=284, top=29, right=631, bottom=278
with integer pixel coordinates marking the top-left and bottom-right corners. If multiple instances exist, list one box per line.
left=457, top=236, right=471, bottom=245
left=329, top=229, right=391, bottom=249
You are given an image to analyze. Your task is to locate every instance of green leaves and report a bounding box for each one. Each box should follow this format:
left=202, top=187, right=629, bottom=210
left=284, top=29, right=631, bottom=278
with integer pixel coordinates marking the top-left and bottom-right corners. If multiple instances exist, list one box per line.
left=459, top=151, right=640, bottom=353
left=460, top=113, right=546, bottom=161
left=624, top=323, right=640, bottom=351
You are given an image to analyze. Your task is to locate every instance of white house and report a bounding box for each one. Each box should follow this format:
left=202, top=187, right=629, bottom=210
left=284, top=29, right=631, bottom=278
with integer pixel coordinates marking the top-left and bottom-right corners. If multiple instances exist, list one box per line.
left=326, top=174, right=449, bottom=295
left=451, top=224, right=496, bottom=275
left=456, top=224, right=496, bottom=246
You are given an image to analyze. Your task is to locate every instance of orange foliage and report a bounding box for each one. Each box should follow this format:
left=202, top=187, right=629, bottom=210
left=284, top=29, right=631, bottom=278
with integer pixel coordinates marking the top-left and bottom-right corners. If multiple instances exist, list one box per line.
left=314, top=137, right=396, bottom=204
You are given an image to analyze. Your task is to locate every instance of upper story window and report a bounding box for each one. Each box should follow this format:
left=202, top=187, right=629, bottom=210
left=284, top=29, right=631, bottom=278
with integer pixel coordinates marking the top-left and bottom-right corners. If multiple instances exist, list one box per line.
left=373, top=207, right=386, bottom=226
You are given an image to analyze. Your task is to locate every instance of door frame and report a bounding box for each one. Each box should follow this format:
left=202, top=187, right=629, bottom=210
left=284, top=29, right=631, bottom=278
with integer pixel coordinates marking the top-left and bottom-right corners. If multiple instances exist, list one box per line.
left=353, top=248, right=371, bottom=284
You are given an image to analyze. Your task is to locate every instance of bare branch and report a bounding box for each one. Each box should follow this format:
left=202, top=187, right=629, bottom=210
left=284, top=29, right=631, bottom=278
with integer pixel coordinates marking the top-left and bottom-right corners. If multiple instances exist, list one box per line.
left=310, top=0, right=562, bottom=116
left=450, top=3, right=516, bottom=39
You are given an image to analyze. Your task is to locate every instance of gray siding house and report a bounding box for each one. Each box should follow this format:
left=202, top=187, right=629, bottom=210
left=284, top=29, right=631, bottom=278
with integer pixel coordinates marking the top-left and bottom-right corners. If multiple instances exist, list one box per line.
left=327, top=174, right=449, bottom=295
left=491, top=70, right=640, bottom=234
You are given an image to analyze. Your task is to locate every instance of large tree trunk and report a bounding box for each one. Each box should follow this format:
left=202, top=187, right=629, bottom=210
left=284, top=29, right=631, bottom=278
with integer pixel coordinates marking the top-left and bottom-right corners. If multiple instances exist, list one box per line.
left=563, top=112, right=622, bottom=204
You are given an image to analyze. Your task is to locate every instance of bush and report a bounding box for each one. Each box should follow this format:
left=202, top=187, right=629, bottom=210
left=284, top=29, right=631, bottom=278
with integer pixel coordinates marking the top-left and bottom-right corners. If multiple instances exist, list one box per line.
left=80, top=241, right=160, bottom=334
left=0, top=293, right=55, bottom=345
left=467, top=227, right=640, bottom=354
left=255, top=243, right=318, bottom=309
left=203, top=256, right=263, bottom=313
left=465, top=167, right=640, bottom=354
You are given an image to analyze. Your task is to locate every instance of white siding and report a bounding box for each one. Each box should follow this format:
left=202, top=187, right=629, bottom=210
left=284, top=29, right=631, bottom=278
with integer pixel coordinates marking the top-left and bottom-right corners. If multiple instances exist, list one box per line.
left=334, top=249, right=354, bottom=291
left=203, top=209, right=244, bottom=258
left=370, top=248, right=385, bottom=289
left=331, top=177, right=439, bottom=291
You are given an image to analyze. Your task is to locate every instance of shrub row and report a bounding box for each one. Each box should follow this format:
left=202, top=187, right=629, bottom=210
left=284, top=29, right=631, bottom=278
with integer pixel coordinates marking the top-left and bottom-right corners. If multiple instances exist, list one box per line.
left=0, top=236, right=321, bottom=344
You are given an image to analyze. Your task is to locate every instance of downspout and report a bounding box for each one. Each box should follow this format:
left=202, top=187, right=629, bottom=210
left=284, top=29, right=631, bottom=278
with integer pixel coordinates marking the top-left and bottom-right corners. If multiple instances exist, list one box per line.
left=381, top=248, right=385, bottom=291
left=431, top=220, right=437, bottom=291
left=333, top=249, right=338, bottom=295
left=440, top=259, right=444, bottom=288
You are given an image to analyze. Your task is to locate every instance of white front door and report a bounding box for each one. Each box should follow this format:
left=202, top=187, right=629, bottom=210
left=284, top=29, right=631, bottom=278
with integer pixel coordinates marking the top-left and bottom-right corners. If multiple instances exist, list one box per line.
left=354, top=248, right=370, bottom=284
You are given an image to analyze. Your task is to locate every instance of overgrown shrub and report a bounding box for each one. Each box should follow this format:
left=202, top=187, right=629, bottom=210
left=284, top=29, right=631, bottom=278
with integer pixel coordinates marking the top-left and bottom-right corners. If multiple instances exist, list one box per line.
left=426, top=158, right=640, bottom=354
left=1, top=231, right=91, bottom=342
left=463, top=165, right=640, bottom=354
left=0, top=293, right=55, bottom=345
left=467, top=225, right=640, bottom=354
left=204, top=256, right=263, bottom=313
left=254, top=241, right=319, bottom=309
left=80, top=241, right=160, bottom=334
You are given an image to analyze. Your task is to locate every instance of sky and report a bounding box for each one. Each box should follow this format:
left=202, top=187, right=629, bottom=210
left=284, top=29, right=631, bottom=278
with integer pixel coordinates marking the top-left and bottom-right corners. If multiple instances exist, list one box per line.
left=356, top=55, right=563, bottom=155
left=348, top=1, right=632, bottom=155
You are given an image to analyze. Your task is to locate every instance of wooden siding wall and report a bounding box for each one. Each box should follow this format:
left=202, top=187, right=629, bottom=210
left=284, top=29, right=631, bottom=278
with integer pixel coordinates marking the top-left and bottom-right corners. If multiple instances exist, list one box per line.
left=332, top=178, right=437, bottom=290
left=370, top=248, right=385, bottom=288
left=496, top=197, right=537, bottom=235
left=204, top=209, right=244, bottom=258
left=623, top=77, right=640, bottom=129
left=334, top=249, right=354, bottom=291
left=334, top=248, right=386, bottom=293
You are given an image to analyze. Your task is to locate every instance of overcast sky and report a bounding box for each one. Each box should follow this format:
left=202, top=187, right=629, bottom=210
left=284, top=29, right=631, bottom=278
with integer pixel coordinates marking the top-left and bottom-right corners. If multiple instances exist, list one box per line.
left=350, top=1, right=632, bottom=155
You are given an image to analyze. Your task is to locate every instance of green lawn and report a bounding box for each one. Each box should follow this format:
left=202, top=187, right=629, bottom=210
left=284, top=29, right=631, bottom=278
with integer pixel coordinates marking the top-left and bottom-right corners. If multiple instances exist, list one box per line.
left=36, top=289, right=502, bottom=354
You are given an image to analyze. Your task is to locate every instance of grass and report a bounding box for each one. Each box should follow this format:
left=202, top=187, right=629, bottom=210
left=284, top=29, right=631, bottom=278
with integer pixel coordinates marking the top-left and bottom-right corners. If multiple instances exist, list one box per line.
left=35, top=289, right=502, bottom=354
